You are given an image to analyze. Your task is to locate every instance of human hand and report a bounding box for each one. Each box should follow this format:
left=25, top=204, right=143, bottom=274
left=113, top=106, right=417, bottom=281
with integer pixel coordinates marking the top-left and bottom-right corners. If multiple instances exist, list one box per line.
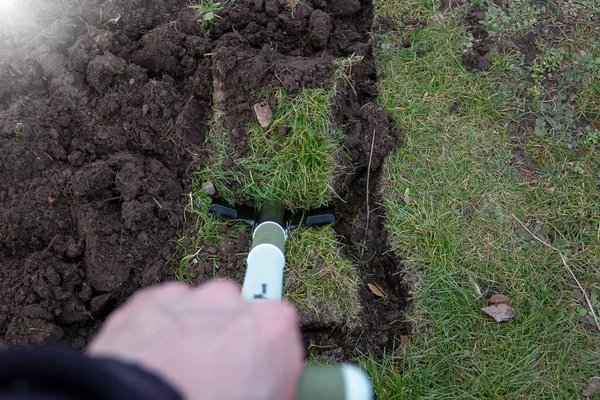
left=88, top=280, right=303, bottom=400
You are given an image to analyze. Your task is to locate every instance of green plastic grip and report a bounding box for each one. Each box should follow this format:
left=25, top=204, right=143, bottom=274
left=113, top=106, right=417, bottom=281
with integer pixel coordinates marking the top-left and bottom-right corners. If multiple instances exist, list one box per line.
left=296, top=364, right=374, bottom=400
left=251, top=221, right=286, bottom=253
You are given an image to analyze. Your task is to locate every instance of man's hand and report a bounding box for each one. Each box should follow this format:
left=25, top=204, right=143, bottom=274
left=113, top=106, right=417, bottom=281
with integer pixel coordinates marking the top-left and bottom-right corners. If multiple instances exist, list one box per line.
left=88, top=280, right=303, bottom=400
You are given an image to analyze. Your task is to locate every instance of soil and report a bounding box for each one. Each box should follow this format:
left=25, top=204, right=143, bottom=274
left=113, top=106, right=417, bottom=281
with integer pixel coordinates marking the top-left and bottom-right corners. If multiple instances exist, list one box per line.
left=0, top=0, right=408, bottom=359
left=463, top=6, right=492, bottom=72
left=0, top=0, right=210, bottom=346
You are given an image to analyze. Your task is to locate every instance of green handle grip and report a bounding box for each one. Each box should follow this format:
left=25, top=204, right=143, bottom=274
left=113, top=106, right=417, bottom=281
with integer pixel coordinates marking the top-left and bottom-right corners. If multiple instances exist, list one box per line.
left=296, top=364, right=374, bottom=400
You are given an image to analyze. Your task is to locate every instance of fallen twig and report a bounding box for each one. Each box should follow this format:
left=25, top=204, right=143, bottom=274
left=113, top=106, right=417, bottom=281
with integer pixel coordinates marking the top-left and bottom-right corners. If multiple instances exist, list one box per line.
left=103, top=196, right=122, bottom=203
left=513, top=214, right=600, bottom=332
left=43, top=235, right=58, bottom=252
left=362, top=128, right=376, bottom=258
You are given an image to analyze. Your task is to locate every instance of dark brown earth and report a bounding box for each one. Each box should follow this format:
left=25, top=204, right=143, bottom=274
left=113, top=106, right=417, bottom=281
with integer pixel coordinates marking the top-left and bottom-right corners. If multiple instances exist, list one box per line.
left=463, top=6, right=492, bottom=72
left=0, top=0, right=211, bottom=347
left=0, top=0, right=407, bottom=358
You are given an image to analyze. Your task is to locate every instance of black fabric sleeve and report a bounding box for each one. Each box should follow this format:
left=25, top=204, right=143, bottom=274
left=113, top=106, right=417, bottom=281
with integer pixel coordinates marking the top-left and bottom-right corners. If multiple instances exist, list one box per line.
left=0, top=347, right=182, bottom=400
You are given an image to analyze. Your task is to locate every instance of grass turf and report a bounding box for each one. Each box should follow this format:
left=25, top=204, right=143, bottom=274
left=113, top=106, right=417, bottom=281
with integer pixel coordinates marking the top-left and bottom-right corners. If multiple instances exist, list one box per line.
left=202, top=88, right=343, bottom=210
left=366, top=0, right=600, bottom=397
left=179, top=84, right=361, bottom=327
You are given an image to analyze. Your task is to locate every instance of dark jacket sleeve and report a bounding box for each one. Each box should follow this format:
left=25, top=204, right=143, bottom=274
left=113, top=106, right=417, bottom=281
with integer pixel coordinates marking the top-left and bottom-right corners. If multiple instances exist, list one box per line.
left=0, top=347, right=182, bottom=400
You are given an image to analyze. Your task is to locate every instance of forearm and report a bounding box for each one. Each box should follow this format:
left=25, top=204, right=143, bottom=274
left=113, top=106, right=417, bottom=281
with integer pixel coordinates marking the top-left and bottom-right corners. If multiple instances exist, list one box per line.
left=0, top=347, right=181, bottom=400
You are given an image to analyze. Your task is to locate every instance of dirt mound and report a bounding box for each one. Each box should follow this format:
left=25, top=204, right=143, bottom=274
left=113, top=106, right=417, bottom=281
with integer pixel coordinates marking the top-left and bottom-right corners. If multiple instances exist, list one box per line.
left=209, top=0, right=374, bottom=154
left=0, top=0, right=210, bottom=346
left=0, top=0, right=407, bottom=358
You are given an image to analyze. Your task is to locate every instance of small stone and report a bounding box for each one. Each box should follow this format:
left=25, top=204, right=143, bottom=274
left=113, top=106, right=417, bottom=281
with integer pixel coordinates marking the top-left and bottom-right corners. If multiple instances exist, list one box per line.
left=129, top=79, right=135, bottom=85
left=236, top=232, right=249, bottom=251
left=201, top=181, right=215, bottom=197
left=278, top=124, right=289, bottom=137
left=66, top=238, right=85, bottom=259
left=90, top=293, right=113, bottom=314
left=219, top=238, right=235, bottom=256
left=489, top=294, right=511, bottom=306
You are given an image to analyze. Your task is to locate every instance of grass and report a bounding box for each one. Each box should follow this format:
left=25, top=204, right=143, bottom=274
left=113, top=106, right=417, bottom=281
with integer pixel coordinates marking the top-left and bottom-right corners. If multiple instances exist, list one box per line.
left=177, top=184, right=361, bottom=327
left=201, top=87, right=343, bottom=210
left=285, top=226, right=361, bottom=328
left=175, top=184, right=249, bottom=283
left=366, top=0, right=600, bottom=397
left=189, top=0, right=230, bottom=31
left=179, top=79, right=362, bottom=326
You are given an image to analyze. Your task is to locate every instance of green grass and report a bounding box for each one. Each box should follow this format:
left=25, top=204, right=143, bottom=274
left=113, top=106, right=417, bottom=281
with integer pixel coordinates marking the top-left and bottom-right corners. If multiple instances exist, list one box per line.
left=366, top=0, right=600, bottom=397
left=201, top=88, right=343, bottom=210
left=189, top=0, right=231, bottom=31
left=175, top=184, right=249, bottom=283
left=285, top=226, right=361, bottom=328
left=177, top=185, right=361, bottom=326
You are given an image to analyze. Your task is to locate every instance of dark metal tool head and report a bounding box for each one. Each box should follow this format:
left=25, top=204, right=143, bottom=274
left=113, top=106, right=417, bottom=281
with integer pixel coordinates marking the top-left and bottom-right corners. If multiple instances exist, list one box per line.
left=208, top=199, right=335, bottom=229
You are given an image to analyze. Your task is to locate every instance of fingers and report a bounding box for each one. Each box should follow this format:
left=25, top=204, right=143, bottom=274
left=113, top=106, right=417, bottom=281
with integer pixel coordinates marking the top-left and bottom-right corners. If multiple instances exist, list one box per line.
left=128, top=281, right=191, bottom=307
left=252, top=301, right=299, bottom=340
left=88, top=282, right=191, bottom=354
left=105, top=282, right=190, bottom=327
left=194, top=279, right=242, bottom=298
left=179, top=280, right=243, bottom=312
left=251, top=301, right=303, bottom=400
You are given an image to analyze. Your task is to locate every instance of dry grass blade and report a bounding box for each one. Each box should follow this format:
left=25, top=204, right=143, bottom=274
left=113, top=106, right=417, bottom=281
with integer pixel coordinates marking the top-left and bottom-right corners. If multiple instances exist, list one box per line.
left=513, top=214, right=600, bottom=332
left=362, top=128, right=376, bottom=258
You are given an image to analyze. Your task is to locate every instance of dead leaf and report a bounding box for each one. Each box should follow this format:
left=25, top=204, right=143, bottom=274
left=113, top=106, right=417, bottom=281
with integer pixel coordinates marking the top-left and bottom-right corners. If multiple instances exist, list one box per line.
left=254, top=101, right=272, bottom=128
left=490, top=294, right=511, bottom=306
left=48, top=197, right=55, bottom=204
left=400, top=335, right=409, bottom=349
left=482, top=303, right=515, bottom=322
left=582, top=377, right=600, bottom=397
left=368, top=283, right=386, bottom=298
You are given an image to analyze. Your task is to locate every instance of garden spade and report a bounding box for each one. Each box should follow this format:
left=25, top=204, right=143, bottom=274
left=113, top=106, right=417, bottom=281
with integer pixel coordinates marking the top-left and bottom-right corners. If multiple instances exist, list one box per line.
left=209, top=199, right=374, bottom=400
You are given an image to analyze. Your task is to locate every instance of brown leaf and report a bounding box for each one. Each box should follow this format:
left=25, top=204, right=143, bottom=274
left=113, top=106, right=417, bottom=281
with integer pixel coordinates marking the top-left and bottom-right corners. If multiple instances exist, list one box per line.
left=490, top=294, right=511, bottom=306
left=582, top=377, right=600, bottom=398
left=48, top=197, right=55, bottom=204
left=482, top=303, right=515, bottom=322
left=367, top=283, right=386, bottom=298
left=253, top=101, right=272, bottom=128
left=400, top=335, right=409, bottom=349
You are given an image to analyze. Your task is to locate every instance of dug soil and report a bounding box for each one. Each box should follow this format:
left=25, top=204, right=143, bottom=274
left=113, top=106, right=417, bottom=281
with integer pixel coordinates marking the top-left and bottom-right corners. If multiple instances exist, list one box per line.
left=0, top=0, right=408, bottom=358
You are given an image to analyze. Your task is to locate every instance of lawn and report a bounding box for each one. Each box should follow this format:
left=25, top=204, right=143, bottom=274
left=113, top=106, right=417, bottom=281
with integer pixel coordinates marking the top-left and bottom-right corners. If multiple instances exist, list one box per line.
left=365, top=0, right=600, bottom=397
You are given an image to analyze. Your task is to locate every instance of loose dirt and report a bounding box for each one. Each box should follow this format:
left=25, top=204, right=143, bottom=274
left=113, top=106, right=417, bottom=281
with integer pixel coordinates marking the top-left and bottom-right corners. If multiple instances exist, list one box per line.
left=0, top=0, right=408, bottom=358
left=0, top=0, right=210, bottom=346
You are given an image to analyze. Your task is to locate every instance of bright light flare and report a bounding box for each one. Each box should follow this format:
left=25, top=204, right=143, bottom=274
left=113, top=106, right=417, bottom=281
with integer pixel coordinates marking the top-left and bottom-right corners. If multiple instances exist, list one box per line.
left=0, top=0, right=19, bottom=15
left=0, top=0, right=34, bottom=41
left=0, top=0, right=24, bottom=34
